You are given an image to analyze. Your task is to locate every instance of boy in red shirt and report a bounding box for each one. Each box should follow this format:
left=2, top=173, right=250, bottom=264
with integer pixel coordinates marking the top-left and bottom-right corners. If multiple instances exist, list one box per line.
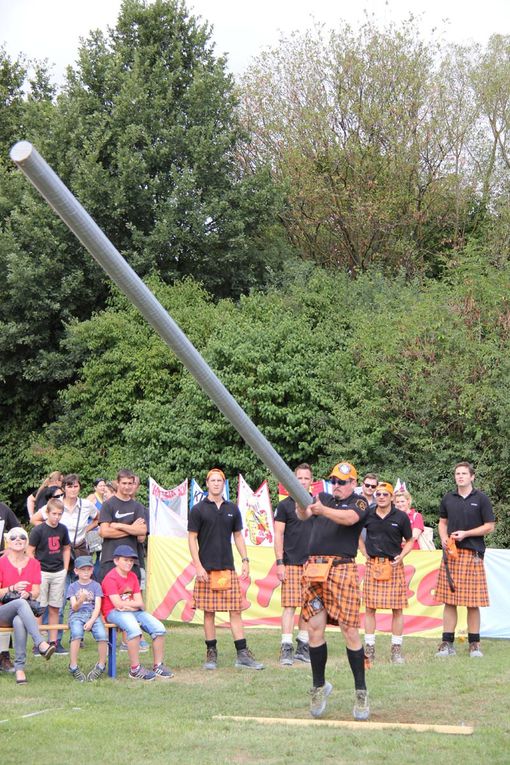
left=101, top=545, right=172, bottom=681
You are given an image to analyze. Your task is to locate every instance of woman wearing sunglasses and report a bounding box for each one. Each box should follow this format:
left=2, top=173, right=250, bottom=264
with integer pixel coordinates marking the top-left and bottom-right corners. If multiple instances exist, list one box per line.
left=0, top=527, right=56, bottom=683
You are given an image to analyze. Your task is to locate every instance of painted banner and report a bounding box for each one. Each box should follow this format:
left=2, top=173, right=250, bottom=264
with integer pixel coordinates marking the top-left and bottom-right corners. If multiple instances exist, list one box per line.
left=238, top=475, right=274, bottom=547
left=145, top=538, right=510, bottom=639
left=278, top=480, right=325, bottom=501
left=149, top=477, right=188, bottom=537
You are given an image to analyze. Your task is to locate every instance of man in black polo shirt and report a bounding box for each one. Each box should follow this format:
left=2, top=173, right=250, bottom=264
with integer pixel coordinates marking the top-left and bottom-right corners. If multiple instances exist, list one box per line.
left=298, top=461, right=369, bottom=720
left=359, top=482, right=413, bottom=666
left=434, top=462, right=495, bottom=658
left=188, top=468, right=264, bottom=671
left=274, top=463, right=313, bottom=665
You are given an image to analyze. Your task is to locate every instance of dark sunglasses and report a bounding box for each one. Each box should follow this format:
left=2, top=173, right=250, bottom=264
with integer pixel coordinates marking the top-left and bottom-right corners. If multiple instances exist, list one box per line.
left=52, top=492, right=65, bottom=498
left=330, top=478, right=350, bottom=486
left=8, top=533, right=28, bottom=541
left=364, top=483, right=377, bottom=489
left=375, top=491, right=390, bottom=497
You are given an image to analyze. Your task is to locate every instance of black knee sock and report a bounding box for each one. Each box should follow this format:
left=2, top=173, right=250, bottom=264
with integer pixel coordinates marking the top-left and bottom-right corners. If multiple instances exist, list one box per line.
left=234, top=638, right=247, bottom=652
left=468, top=633, right=480, bottom=644
left=309, top=642, right=327, bottom=687
left=205, top=639, right=217, bottom=649
left=442, top=632, right=455, bottom=643
left=346, top=647, right=366, bottom=691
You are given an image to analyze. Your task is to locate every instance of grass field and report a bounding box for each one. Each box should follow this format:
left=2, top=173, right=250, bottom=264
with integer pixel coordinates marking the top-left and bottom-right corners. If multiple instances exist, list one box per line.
left=1, top=625, right=508, bottom=765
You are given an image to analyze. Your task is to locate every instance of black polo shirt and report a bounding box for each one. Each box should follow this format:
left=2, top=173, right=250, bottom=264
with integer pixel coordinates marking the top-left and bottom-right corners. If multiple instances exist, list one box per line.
left=188, top=497, right=243, bottom=570
left=439, top=488, right=495, bottom=554
left=308, top=492, right=368, bottom=558
left=274, top=496, right=312, bottom=565
left=364, top=506, right=412, bottom=558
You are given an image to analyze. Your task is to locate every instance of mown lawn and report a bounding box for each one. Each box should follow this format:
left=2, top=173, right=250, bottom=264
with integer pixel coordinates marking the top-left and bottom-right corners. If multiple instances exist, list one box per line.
left=1, top=624, right=508, bottom=765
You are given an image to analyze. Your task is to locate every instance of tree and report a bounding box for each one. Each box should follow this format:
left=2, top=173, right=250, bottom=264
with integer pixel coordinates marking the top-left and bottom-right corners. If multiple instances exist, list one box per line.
left=239, top=20, right=483, bottom=275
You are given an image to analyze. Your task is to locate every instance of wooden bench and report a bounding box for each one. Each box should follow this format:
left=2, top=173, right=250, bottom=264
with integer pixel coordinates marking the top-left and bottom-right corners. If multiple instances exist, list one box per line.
left=0, top=622, right=119, bottom=678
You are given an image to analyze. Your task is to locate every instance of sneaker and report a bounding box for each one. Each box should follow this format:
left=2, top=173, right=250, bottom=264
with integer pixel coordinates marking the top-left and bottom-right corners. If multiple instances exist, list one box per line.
left=87, top=663, right=106, bottom=681
left=153, top=663, right=175, bottom=679
left=139, top=639, right=150, bottom=653
left=353, top=689, right=370, bottom=721
left=309, top=681, right=333, bottom=718
left=203, top=647, right=218, bottom=670
left=391, top=644, right=405, bottom=665
left=53, top=641, right=69, bottom=656
left=129, top=665, right=157, bottom=681
left=119, top=642, right=129, bottom=652
left=279, top=643, right=294, bottom=666
left=469, top=642, right=484, bottom=658
left=364, top=643, right=376, bottom=666
left=32, top=646, right=41, bottom=658
left=435, top=641, right=456, bottom=658
left=294, top=640, right=310, bottom=663
left=69, top=665, right=87, bottom=682
left=235, top=648, right=265, bottom=670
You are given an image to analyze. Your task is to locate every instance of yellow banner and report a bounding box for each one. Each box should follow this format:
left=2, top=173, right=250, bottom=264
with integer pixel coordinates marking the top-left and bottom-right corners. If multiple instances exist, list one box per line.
left=146, top=537, right=468, bottom=637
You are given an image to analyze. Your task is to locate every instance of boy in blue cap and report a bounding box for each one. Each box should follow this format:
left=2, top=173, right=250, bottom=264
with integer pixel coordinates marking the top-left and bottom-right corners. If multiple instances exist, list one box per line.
left=67, top=555, right=108, bottom=681
left=101, top=545, right=173, bottom=681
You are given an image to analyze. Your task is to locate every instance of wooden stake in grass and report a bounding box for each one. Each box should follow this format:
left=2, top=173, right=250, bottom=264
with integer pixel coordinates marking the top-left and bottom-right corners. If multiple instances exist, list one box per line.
left=213, top=715, right=473, bottom=735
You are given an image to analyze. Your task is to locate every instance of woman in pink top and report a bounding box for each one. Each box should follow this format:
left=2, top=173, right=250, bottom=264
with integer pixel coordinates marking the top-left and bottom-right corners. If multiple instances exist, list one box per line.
left=0, top=527, right=55, bottom=683
left=394, top=491, right=424, bottom=550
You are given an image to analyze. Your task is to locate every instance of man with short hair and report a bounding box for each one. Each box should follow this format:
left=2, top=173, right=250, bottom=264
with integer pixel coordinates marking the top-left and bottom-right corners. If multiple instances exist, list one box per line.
left=188, top=468, right=264, bottom=671
left=434, top=462, right=495, bottom=658
left=356, top=473, right=378, bottom=509
left=360, top=482, right=414, bottom=665
left=298, top=462, right=370, bottom=720
left=274, top=463, right=313, bottom=665
left=98, top=469, right=148, bottom=583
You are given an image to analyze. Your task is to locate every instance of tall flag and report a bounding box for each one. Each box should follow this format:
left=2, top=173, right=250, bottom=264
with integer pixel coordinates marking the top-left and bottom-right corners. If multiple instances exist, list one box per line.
left=149, top=477, right=188, bottom=537
left=238, top=474, right=274, bottom=547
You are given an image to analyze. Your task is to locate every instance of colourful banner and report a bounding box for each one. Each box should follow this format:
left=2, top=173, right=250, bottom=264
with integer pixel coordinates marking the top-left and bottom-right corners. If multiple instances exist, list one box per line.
left=145, top=539, right=510, bottom=638
left=149, top=477, right=188, bottom=537
left=238, top=475, right=274, bottom=547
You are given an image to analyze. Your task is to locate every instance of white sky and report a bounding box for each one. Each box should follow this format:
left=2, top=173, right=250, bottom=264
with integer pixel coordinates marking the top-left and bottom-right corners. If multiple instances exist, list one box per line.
left=1, top=0, right=508, bottom=83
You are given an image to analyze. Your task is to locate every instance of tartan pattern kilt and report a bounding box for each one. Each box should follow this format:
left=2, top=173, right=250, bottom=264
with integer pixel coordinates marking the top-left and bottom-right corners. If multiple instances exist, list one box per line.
left=301, top=557, right=361, bottom=628
left=281, top=564, right=306, bottom=608
left=193, top=570, right=245, bottom=612
left=434, top=549, right=490, bottom=607
left=363, top=558, right=408, bottom=610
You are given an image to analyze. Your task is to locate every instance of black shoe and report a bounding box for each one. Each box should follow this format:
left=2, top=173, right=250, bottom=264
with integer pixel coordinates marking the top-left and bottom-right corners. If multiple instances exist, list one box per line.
left=294, top=639, right=310, bottom=663
left=279, top=643, right=294, bottom=666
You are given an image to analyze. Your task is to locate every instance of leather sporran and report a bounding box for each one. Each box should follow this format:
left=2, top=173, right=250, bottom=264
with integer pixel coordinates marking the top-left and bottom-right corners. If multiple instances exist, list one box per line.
left=209, top=570, right=232, bottom=591
left=304, top=558, right=333, bottom=583
left=372, top=558, right=392, bottom=581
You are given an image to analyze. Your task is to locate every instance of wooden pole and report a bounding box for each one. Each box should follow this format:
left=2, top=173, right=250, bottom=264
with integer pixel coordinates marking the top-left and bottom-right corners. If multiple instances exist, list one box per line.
left=213, top=715, right=473, bottom=735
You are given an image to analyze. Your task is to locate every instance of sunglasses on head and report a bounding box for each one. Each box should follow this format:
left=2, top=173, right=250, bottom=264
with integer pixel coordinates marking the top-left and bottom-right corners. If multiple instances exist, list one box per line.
left=363, top=483, right=377, bottom=489
left=8, top=533, right=28, bottom=541
left=375, top=491, right=390, bottom=497
left=330, top=477, right=350, bottom=486
left=52, top=492, right=64, bottom=498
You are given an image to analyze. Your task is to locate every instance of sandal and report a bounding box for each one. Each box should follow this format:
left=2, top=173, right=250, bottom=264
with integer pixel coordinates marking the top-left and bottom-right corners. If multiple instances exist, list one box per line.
left=39, top=643, right=56, bottom=661
left=16, top=672, right=28, bottom=684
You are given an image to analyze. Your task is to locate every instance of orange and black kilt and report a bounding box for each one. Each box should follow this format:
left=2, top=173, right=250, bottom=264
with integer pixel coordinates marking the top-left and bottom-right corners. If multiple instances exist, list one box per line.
left=193, top=570, right=245, bottom=612
left=301, top=557, right=361, bottom=628
left=363, top=558, right=408, bottom=610
left=281, top=564, right=306, bottom=608
left=434, top=549, right=489, bottom=607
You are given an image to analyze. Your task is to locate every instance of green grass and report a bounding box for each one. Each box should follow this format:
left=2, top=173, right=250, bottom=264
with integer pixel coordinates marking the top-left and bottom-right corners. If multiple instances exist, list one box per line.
left=1, top=625, right=508, bottom=765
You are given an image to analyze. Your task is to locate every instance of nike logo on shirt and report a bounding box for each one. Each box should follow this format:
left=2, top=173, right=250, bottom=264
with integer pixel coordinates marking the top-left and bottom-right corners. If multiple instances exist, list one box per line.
left=115, top=511, right=134, bottom=519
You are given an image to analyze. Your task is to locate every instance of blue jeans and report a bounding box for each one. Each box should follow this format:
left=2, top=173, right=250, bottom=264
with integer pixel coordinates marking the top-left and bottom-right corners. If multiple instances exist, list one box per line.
left=69, top=611, right=108, bottom=642
left=106, top=609, right=166, bottom=642
left=0, top=599, right=47, bottom=670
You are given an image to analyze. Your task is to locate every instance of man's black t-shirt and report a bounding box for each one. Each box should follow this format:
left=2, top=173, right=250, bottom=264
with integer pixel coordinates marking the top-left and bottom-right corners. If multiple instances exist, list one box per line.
left=274, top=496, right=312, bottom=565
left=99, top=496, right=148, bottom=565
left=439, top=488, right=495, bottom=554
left=364, top=506, right=412, bottom=558
left=188, top=498, right=243, bottom=570
left=308, top=492, right=368, bottom=558
left=29, top=522, right=70, bottom=572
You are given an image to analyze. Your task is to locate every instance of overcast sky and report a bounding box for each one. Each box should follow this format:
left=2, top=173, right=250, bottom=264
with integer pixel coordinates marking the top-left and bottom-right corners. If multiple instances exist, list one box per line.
left=1, top=0, right=509, bottom=83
